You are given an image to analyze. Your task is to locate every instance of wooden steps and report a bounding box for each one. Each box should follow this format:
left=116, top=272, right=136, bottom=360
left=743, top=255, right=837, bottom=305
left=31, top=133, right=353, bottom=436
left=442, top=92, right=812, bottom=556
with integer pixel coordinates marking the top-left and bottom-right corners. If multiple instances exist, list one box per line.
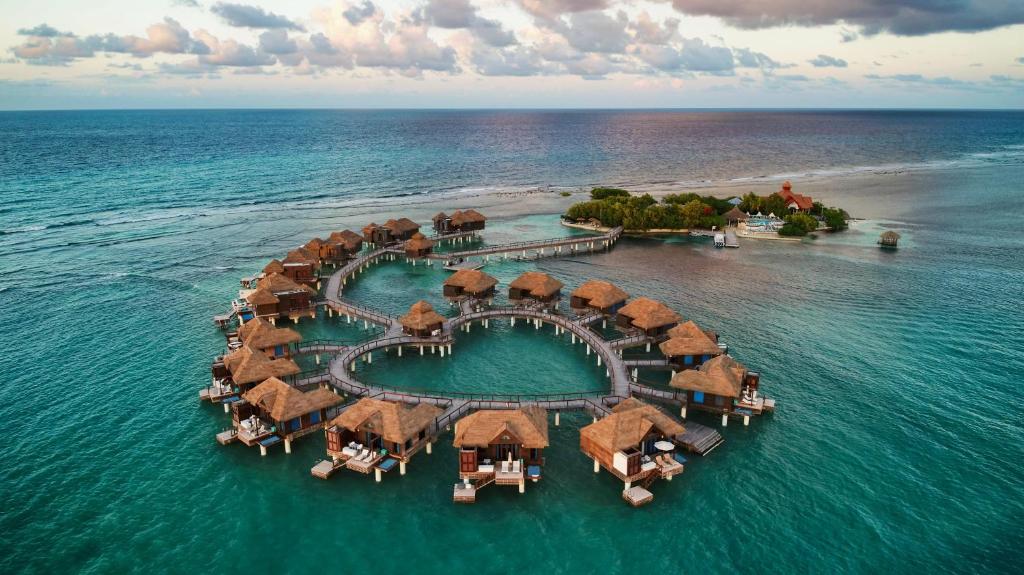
left=676, top=423, right=724, bottom=456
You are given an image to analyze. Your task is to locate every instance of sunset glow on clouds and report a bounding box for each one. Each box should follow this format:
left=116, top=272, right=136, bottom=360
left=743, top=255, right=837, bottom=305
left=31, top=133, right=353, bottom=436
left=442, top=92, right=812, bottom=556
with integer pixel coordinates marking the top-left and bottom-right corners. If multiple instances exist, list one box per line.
left=1, top=0, right=1022, bottom=108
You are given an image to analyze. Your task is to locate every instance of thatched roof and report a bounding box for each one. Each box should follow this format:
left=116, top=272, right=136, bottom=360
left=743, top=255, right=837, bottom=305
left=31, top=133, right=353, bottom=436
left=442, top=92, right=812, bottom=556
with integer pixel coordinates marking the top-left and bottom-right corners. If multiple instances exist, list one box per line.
left=362, top=222, right=379, bottom=235
left=223, top=345, right=300, bottom=385
left=305, top=238, right=324, bottom=252
left=257, top=272, right=317, bottom=295
left=243, top=377, right=342, bottom=422
left=284, top=247, right=318, bottom=265
left=669, top=355, right=747, bottom=398
left=453, top=406, right=548, bottom=449
left=404, top=232, right=436, bottom=252
left=443, top=269, right=498, bottom=294
left=433, top=212, right=448, bottom=222
left=571, top=280, right=629, bottom=309
left=451, top=209, right=486, bottom=225
left=238, top=317, right=301, bottom=349
left=383, top=218, right=420, bottom=233
left=399, top=300, right=445, bottom=331
left=723, top=206, right=748, bottom=221
left=263, top=259, right=285, bottom=274
left=880, top=231, right=901, bottom=240
left=617, top=297, right=681, bottom=330
left=659, top=321, right=721, bottom=358
left=245, top=287, right=279, bottom=306
left=329, top=229, right=363, bottom=249
left=509, top=271, right=563, bottom=298
left=581, top=398, right=684, bottom=452
left=331, top=398, right=442, bottom=444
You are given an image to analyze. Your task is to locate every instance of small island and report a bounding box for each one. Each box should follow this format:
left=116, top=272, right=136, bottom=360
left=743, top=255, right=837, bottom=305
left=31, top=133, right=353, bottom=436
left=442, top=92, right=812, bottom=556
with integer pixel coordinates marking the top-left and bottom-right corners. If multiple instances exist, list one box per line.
left=563, top=181, right=849, bottom=240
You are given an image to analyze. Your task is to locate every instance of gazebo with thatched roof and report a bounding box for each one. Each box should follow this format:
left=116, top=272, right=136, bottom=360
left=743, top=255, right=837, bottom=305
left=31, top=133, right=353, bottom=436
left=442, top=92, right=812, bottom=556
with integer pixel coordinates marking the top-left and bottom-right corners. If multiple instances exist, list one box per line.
left=570, top=280, right=629, bottom=315
left=237, top=317, right=301, bottom=358
left=453, top=406, right=548, bottom=493
left=404, top=232, right=436, bottom=259
left=325, top=398, right=443, bottom=477
left=443, top=269, right=498, bottom=301
left=399, top=300, right=445, bottom=337
left=615, top=297, right=681, bottom=338
left=659, top=320, right=723, bottom=369
left=236, top=377, right=342, bottom=454
left=669, top=355, right=761, bottom=423
left=508, top=271, right=564, bottom=305
left=878, top=230, right=901, bottom=249
left=580, top=398, right=686, bottom=492
left=723, top=206, right=748, bottom=225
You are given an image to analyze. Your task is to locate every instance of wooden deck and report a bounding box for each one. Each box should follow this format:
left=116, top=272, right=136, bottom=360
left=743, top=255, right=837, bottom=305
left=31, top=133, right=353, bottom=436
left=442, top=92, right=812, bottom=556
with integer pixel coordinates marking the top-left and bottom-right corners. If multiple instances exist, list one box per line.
left=623, top=486, right=654, bottom=507
left=311, top=459, right=343, bottom=479
left=676, top=423, right=725, bottom=455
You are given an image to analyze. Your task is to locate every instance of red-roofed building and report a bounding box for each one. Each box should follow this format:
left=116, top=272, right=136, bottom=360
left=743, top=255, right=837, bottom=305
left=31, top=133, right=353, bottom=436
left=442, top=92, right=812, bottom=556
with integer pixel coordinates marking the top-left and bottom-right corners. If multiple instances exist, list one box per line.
left=778, top=181, right=814, bottom=212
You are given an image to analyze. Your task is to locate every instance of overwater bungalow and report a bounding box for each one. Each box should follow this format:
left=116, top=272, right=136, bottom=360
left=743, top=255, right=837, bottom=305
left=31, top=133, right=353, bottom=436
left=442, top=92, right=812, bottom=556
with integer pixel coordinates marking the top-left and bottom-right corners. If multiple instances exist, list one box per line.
left=508, top=271, right=563, bottom=308
left=237, top=317, right=301, bottom=359
left=659, top=321, right=723, bottom=370
left=404, top=232, right=436, bottom=259
left=263, top=259, right=286, bottom=276
left=580, top=398, right=686, bottom=505
left=615, top=297, right=681, bottom=339
left=442, top=269, right=498, bottom=302
left=318, top=398, right=442, bottom=481
left=208, top=343, right=301, bottom=403
left=669, top=355, right=771, bottom=425
left=363, top=218, right=420, bottom=245
left=878, top=230, right=901, bottom=249
left=244, top=273, right=317, bottom=323
left=230, top=377, right=342, bottom=455
left=304, top=238, right=327, bottom=262
left=570, top=280, right=629, bottom=316
left=327, top=230, right=363, bottom=261
left=450, top=209, right=486, bottom=232
left=453, top=407, right=548, bottom=501
left=399, top=300, right=445, bottom=337
left=432, top=212, right=450, bottom=233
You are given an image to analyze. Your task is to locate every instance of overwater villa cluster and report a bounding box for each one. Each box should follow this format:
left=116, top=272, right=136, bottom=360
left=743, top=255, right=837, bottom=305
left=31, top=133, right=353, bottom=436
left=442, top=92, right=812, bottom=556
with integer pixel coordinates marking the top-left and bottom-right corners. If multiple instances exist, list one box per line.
left=203, top=210, right=775, bottom=507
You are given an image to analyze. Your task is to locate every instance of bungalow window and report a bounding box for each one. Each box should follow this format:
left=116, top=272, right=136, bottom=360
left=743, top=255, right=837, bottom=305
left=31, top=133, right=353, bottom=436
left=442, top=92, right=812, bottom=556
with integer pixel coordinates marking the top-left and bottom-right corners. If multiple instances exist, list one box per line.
left=288, top=417, right=301, bottom=432
left=530, top=448, right=538, bottom=461
left=274, top=345, right=283, bottom=357
left=714, top=395, right=725, bottom=407
left=684, top=355, right=694, bottom=365
left=418, top=430, right=426, bottom=440
left=693, top=391, right=705, bottom=404
left=702, top=354, right=710, bottom=363
left=405, top=439, right=413, bottom=450
left=310, top=411, right=321, bottom=425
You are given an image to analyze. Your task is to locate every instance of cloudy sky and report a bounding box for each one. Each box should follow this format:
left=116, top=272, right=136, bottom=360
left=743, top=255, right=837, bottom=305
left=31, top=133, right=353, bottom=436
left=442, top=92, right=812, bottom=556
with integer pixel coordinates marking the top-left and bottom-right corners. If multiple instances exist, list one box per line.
left=1, top=0, right=1022, bottom=109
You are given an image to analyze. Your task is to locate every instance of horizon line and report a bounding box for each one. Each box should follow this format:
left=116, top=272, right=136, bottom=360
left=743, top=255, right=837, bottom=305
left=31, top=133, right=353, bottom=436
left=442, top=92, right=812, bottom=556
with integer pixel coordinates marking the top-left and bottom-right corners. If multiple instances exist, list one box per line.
left=2, top=106, right=1023, bottom=113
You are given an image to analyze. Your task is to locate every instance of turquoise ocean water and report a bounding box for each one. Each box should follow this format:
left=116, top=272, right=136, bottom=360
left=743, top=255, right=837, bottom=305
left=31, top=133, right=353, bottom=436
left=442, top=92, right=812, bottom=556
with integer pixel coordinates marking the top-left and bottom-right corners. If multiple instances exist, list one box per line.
left=1, top=111, right=1023, bottom=574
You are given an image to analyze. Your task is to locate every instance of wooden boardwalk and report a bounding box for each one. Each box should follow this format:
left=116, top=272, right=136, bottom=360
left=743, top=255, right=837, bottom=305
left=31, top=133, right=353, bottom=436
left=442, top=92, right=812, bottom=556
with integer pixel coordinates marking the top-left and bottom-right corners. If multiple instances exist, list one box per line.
left=425, top=226, right=623, bottom=260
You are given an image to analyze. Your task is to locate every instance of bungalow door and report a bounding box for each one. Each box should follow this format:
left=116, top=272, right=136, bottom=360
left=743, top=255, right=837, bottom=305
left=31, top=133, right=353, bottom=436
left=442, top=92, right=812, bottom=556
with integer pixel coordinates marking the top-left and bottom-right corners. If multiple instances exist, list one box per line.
left=495, top=444, right=519, bottom=462
left=459, top=449, right=477, bottom=473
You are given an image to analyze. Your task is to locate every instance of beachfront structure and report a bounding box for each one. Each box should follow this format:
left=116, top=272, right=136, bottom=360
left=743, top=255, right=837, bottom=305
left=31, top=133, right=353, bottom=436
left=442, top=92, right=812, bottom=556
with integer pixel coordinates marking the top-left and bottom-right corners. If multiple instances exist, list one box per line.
left=879, top=230, right=901, bottom=249
left=363, top=218, right=421, bottom=245
left=404, top=232, right=436, bottom=259
left=723, top=206, right=748, bottom=225
left=616, top=297, right=681, bottom=339
left=778, top=181, right=814, bottom=212
left=433, top=209, right=487, bottom=233
left=442, top=269, right=498, bottom=302
left=231, top=377, right=342, bottom=455
left=659, top=321, right=723, bottom=370
left=669, top=355, right=767, bottom=425
left=450, top=210, right=487, bottom=232
left=237, top=317, right=301, bottom=359
left=281, top=249, right=319, bottom=289
left=570, top=280, right=629, bottom=316
left=453, top=407, right=548, bottom=500
left=399, top=300, right=445, bottom=337
left=211, top=344, right=300, bottom=398
left=508, top=271, right=563, bottom=308
left=580, top=398, right=686, bottom=504
left=326, top=230, right=364, bottom=262
left=322, top=398, right=443, bottom=480
left=244, top=272, right=317, bottom=323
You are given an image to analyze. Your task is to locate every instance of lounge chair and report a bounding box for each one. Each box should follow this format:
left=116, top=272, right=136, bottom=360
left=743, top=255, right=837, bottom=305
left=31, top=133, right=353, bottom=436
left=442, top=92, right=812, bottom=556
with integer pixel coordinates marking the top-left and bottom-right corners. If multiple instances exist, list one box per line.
left=501, top=461, right=510, bottom=473
left=512, top=461, right=521, bottom=474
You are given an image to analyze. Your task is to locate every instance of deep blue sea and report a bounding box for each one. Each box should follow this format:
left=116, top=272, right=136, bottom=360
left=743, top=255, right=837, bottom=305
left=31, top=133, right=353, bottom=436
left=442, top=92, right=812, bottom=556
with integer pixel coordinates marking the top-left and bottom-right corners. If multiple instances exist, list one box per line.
left=1, top=110, right=1023, bottom=574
